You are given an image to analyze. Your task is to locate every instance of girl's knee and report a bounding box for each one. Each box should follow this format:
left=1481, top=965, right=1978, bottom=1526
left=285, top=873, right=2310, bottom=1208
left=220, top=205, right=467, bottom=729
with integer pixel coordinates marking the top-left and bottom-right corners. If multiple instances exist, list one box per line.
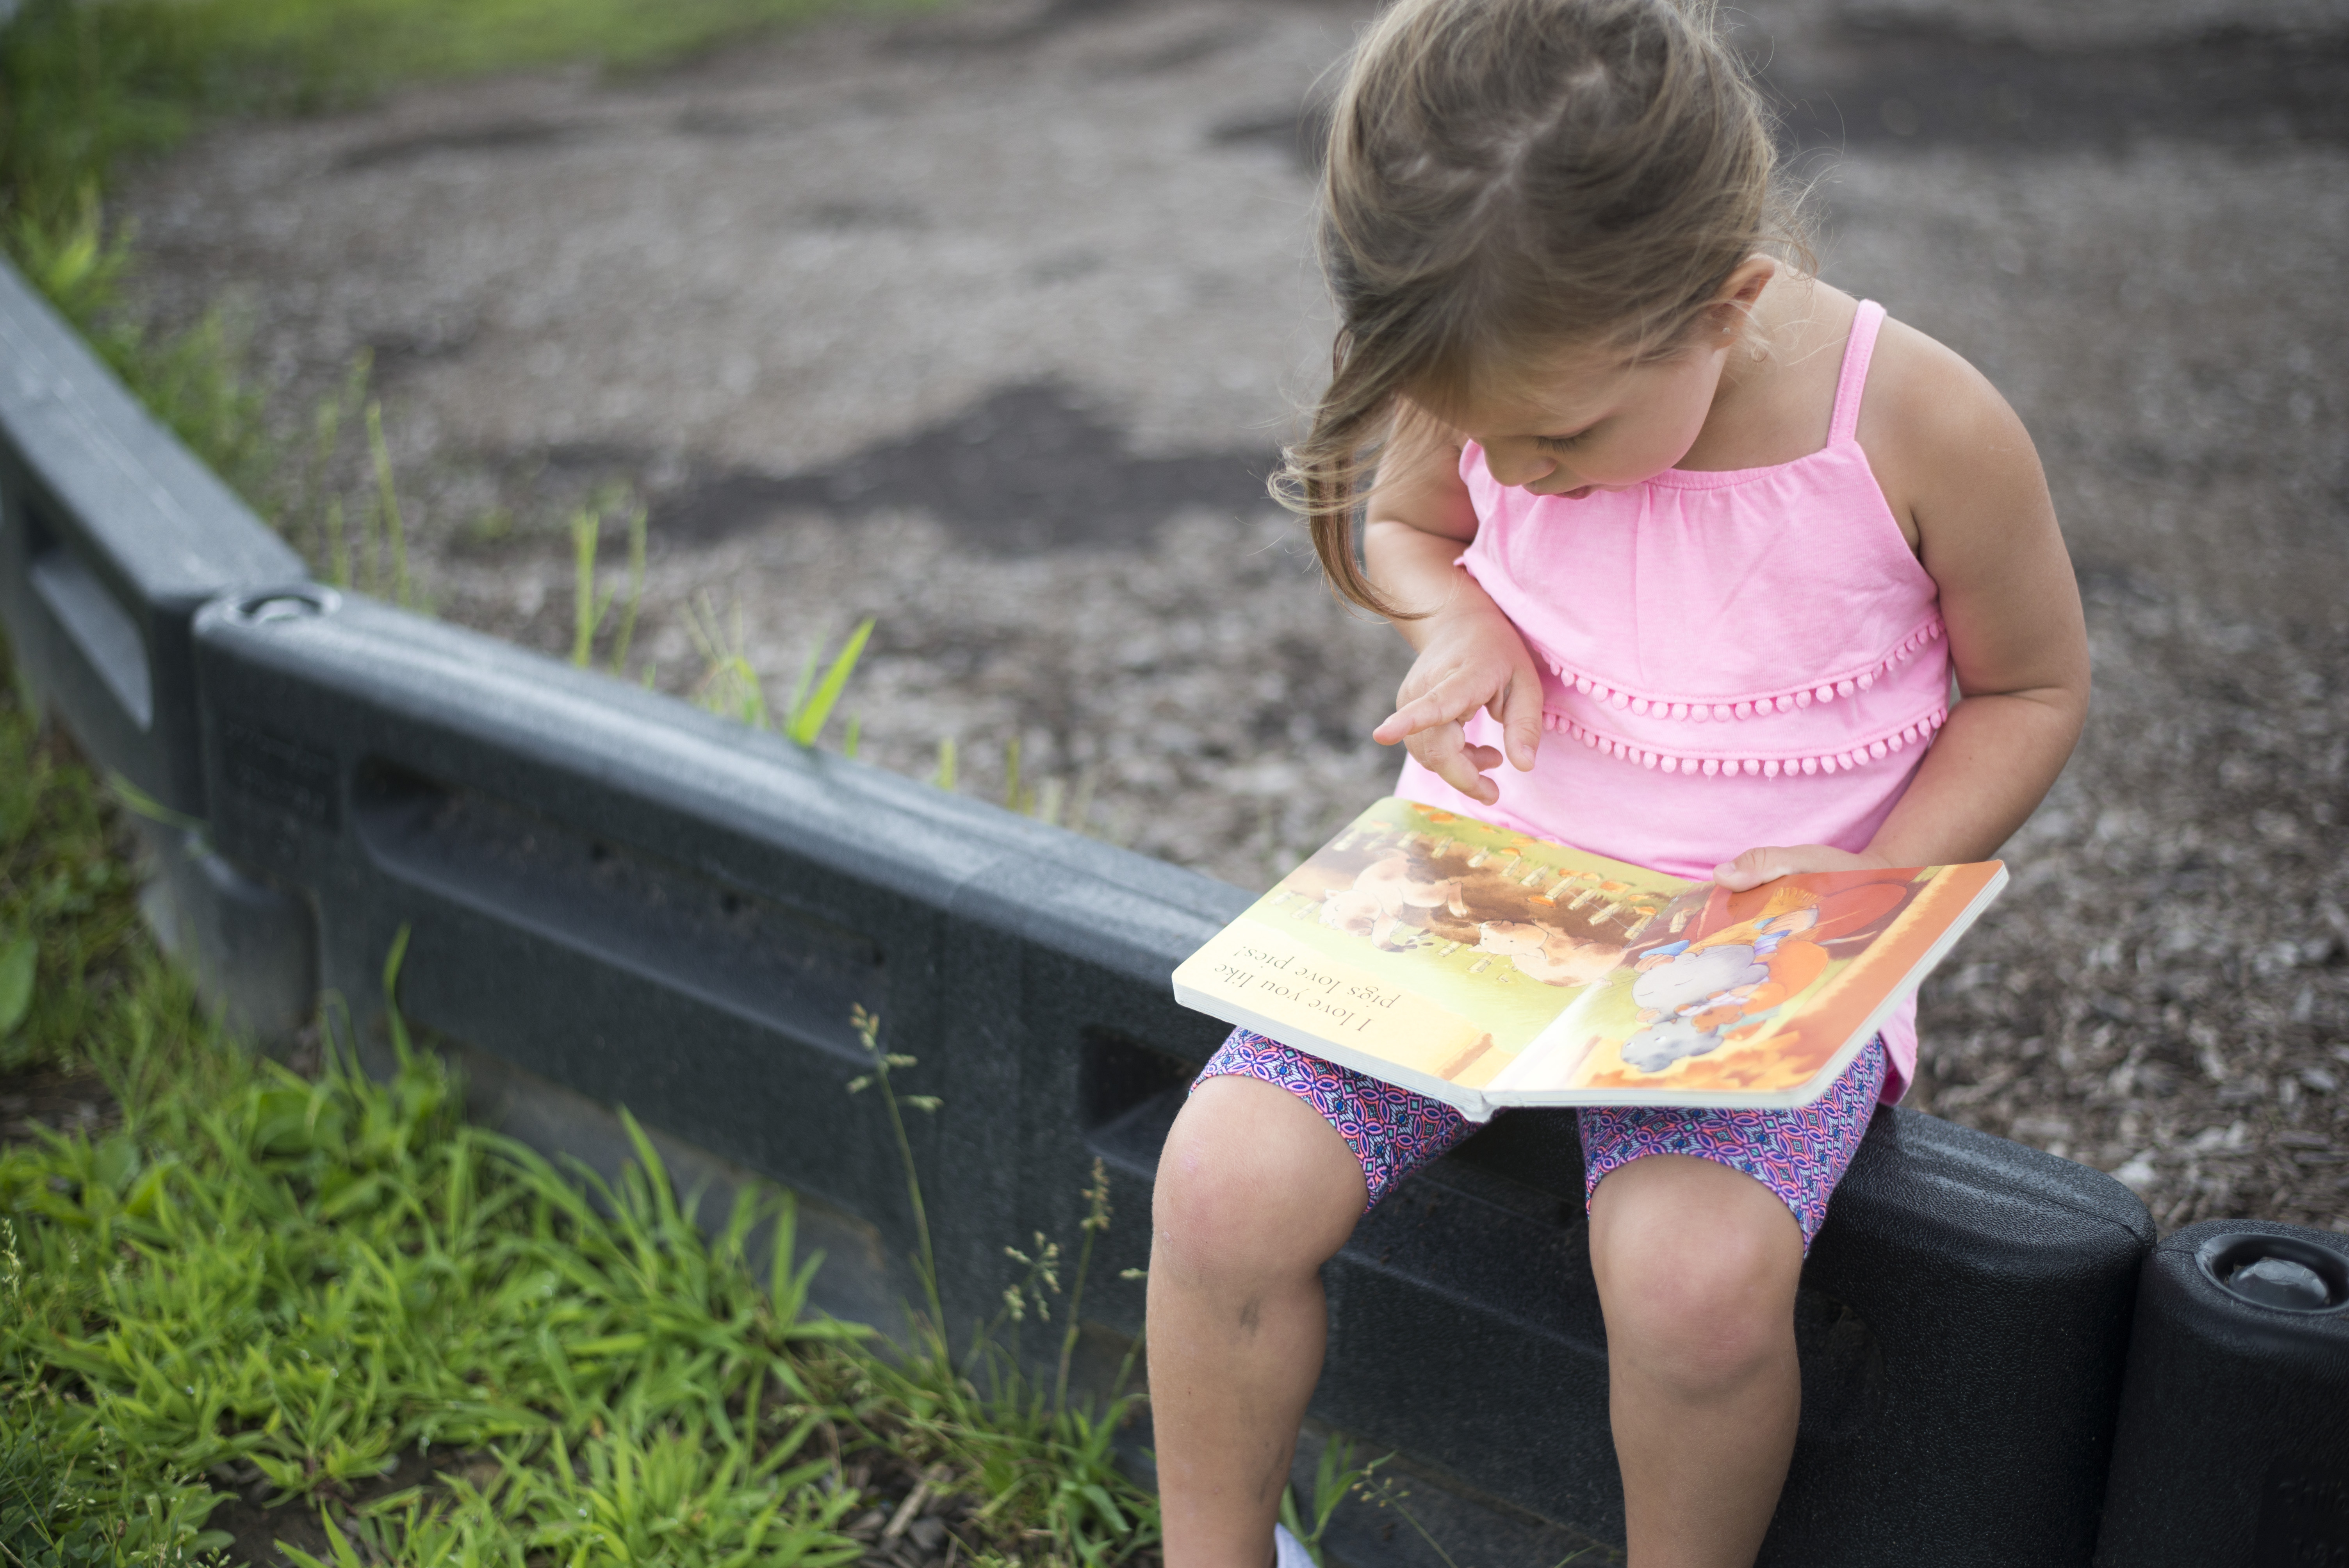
left=1589, top=1159, right=1803, bottom=1393
left=1152, top=1077, right=1365, bottom=1279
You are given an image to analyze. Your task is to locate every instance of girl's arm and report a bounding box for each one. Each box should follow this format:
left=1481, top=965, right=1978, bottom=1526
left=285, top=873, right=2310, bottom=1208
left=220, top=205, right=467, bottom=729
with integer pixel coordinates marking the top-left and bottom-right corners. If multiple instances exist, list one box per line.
left=1361, top=408, right=1548, bottom=807
left=1716, top=324, right=2090, bottom=889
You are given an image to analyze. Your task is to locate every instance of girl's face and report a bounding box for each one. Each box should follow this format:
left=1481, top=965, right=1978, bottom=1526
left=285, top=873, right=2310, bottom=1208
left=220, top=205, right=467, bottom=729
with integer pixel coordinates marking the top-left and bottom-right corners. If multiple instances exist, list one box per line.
left=1438, top=332, right=1737, bottom=499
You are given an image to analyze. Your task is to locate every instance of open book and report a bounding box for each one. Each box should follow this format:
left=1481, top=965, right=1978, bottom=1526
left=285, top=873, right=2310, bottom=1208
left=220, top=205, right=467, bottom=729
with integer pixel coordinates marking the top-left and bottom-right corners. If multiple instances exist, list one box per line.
left=1172, top=797, right=2005, bottom=1117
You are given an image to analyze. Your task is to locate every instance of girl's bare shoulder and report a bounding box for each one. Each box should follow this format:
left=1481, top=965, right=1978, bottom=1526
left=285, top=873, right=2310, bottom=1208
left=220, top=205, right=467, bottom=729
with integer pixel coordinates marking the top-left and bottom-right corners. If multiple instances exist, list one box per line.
left=1856, top=314, right=2050, bottom=553
left=1365, top=401, right=1480, bottom=542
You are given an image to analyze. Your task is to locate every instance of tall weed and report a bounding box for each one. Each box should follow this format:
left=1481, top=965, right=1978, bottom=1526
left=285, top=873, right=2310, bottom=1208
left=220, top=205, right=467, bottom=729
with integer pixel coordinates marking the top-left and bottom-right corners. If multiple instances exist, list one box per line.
left=571, top=496, right=649, bottom=676
left=843, top=1005, right=1163, bottom=1568
left=686, top=594, right=873, bottom=750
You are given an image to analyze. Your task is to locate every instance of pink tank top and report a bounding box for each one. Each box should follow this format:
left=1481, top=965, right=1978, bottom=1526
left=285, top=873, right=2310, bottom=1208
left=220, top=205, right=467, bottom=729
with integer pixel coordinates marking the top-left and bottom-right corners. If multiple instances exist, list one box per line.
left=1394, top=301, right=1945, bottom=1101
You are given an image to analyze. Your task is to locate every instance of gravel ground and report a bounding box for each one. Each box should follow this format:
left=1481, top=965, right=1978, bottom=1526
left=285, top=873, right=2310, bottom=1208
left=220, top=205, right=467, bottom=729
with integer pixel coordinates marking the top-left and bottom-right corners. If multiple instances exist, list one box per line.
left=109, top=0, right=2349, bottom=1229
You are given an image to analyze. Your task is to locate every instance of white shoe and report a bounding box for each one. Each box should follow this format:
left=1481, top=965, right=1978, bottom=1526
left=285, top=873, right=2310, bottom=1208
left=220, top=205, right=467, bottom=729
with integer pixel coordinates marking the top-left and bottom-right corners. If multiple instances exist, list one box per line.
left=1273, top=1521, right=1317, bottom=1568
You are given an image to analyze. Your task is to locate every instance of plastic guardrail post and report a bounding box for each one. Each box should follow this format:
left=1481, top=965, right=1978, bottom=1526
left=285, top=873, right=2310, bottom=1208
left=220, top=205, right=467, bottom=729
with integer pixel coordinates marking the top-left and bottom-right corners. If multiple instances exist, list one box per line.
left=0, top=258, right=315, bottom=1042
left=2094, top=1219, right=2349, bottom=1565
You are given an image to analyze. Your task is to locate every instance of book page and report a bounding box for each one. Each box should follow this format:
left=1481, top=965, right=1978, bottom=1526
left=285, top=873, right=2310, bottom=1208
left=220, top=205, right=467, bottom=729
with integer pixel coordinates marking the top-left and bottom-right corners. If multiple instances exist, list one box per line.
left=1173, top=798, right=1690, bottom=1090
left=1174, top=798, right=2008, bottom=1109
left=1488, top=862, right=2006, bottom=1100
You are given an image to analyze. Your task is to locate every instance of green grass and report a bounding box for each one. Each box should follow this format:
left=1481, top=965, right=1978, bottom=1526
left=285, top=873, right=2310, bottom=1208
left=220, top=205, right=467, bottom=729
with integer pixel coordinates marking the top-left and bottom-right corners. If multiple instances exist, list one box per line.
left=0, top=955, right=1163, bottom=1566
left=0, top=657, right=146, bottom=1081
left=0, top=633, right=1164, bottom=1566
left=0, top=943, right=868, bottom=1565
left=834, top=1007, right=1162, bottom=1568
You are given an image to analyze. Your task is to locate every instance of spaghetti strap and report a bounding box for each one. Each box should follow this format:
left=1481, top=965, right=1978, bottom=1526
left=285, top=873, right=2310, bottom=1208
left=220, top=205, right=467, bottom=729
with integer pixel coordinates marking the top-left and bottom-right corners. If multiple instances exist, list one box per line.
left=1828, top=300, right=1886, bottom=446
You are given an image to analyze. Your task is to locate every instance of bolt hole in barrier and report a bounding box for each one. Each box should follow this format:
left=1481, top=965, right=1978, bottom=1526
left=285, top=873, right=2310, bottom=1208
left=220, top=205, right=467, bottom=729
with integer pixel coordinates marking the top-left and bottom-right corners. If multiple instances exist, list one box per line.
left=2096, top=1221, right=2349, bottom=1567
left=235, top=587, right=336, bottom=625
left=2199, top=1231, right=2349, bottom=1313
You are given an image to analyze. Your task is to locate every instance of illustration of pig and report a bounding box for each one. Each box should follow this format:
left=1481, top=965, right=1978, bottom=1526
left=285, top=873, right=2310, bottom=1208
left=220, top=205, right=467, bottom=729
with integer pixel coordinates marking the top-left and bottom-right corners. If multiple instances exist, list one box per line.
left=1319, top=852, right=1471, bottom=950
left=1474, top=920, right=1626, bottom=987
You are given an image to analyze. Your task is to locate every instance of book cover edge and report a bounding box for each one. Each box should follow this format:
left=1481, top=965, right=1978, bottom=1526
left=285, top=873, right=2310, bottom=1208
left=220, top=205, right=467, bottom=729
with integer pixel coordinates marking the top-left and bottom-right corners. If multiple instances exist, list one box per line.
left=1169, top=968, right=1494, bottom=1120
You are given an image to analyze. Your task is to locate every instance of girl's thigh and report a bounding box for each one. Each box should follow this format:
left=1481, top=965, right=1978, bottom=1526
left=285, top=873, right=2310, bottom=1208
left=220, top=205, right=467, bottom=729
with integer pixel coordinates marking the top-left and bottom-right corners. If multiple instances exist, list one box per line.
left=1577, top=1036, right=1888, bottom=1253
left=1183, top=1030, right=1883, bottom=1246
left=1190, top=1029, right=1480, bottom=1212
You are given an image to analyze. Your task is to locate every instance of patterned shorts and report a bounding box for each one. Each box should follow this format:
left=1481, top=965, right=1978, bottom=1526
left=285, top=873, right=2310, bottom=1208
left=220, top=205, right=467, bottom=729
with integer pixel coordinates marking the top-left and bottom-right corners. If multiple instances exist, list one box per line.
left=1192, top=1029, right=1887, bottom=1252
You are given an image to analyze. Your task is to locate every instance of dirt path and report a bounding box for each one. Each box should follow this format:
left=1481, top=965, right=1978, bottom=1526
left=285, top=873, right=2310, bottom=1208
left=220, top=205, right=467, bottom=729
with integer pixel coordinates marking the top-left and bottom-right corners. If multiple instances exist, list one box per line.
left=113, top=0, right=2349, bottom=1229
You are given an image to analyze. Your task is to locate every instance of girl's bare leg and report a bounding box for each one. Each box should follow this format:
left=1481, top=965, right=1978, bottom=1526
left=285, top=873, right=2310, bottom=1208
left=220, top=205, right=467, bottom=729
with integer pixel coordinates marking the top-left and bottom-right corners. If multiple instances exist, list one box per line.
left=1588, top=1154, right=1806, bottom=1568
left=1150, top=1075, right=1368, bottom=1568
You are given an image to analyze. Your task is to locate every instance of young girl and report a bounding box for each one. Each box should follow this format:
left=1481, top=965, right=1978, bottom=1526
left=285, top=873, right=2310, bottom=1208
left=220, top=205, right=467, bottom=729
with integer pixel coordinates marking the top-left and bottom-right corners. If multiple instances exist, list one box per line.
left=1146, top=1, right=2090, bottom=1564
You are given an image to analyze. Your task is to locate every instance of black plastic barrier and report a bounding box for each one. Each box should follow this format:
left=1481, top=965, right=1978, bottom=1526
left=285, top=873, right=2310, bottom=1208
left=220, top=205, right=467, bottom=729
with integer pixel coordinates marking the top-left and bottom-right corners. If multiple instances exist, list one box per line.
left=188, top=587, right=1240, bottom=1341
left=0, top=260, right=317, bottom=1039
left=2094, top=1221, right=2349, bottom=1566
left=189, top=587, right=2159, bottom=1564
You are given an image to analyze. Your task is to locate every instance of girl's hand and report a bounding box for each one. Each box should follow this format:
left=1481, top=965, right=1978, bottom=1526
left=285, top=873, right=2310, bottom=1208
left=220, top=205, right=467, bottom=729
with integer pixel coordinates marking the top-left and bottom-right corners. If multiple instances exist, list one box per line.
left=1371, top=602, right=1545, bottom=807
left=1713, top=843, right=1895, bottom=892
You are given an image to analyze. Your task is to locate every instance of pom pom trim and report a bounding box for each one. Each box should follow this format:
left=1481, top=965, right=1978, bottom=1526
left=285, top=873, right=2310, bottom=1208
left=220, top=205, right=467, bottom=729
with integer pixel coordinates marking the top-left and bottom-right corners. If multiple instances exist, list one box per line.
left=1539, top=704, right=1952, bottom=777
left=1535, top=617, right=1946, bottom=722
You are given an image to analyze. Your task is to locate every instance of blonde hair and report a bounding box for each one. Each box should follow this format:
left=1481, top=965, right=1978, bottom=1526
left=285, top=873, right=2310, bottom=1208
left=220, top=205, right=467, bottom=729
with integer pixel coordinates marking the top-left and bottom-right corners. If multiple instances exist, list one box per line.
left=1283, top=0, right=1804, bottom=616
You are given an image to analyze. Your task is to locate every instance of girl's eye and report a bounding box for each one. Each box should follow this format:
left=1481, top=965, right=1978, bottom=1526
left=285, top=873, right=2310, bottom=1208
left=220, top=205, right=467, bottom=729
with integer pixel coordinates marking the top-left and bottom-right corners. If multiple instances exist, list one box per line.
left=1537, top=432, right=1587, bottom=452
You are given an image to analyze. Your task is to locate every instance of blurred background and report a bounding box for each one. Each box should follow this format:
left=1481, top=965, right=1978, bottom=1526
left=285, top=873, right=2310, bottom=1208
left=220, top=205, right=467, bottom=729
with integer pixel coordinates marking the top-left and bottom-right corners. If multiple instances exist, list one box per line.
left=6, top=0, right=2344, bottom=1228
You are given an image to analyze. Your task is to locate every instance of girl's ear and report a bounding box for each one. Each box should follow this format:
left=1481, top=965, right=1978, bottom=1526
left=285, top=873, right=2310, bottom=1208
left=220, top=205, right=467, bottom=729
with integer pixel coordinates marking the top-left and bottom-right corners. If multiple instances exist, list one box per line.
left=1707, top=255, right=1779, bottom=333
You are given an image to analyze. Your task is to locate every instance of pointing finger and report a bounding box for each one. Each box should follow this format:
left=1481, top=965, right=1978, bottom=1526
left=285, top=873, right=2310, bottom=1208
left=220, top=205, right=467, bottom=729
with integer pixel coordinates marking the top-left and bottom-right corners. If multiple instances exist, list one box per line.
left=1374, top=679, right=1484, bottom=748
